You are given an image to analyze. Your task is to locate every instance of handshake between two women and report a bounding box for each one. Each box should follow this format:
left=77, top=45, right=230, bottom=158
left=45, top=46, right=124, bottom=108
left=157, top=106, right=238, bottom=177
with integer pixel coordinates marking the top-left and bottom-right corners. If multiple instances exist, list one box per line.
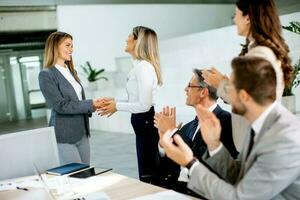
left=92, top=97, right=117, bottom=117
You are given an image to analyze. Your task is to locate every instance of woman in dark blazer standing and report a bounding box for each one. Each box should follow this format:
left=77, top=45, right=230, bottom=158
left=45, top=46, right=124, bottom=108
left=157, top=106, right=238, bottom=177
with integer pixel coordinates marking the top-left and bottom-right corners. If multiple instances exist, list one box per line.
left=39, top=32, right=103, bottom=165
left=99, top=26, right=162, bottom=184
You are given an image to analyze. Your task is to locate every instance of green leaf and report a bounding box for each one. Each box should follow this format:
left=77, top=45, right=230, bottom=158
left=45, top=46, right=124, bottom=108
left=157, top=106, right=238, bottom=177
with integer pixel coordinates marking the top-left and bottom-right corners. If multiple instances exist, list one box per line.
left=80, top=61, right=108, bottom=82
left=282, top=21, right=300, bottom=35
left=283, top=59, right=300, bottom=96
left=94, top=69, right=105, bottom=76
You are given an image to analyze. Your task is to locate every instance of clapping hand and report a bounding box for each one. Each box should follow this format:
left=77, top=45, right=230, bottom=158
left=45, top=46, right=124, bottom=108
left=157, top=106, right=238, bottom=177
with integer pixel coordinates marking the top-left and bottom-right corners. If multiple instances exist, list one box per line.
left=202, top=67, right=228, bottom=88
left=154, top=106, right=182, bottom=141
left=195, top=104, right=221, bottom=151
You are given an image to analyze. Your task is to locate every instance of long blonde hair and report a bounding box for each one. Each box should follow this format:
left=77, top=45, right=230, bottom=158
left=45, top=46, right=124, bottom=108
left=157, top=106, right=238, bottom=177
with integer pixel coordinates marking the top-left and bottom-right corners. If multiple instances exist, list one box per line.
left=133, top=26, right=162, bottom=86
left=44, top=31, right=79, bottom=82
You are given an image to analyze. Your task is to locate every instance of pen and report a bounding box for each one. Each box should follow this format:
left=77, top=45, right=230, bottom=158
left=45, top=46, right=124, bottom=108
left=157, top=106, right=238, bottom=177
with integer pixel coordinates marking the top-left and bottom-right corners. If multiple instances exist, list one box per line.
left=16, top=186, right=29, bottom=191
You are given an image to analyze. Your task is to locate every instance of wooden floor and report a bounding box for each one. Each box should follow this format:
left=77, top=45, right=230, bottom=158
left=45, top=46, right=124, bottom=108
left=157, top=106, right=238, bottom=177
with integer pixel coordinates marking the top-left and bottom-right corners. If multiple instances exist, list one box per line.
left=0, top=117, right=48, bottom=135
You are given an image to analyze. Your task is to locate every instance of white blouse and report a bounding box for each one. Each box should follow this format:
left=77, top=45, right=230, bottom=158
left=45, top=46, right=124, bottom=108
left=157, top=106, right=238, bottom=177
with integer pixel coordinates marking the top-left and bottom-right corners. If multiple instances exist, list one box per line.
left=55, top=64, right=82, bottom=100
left=116, top=59, right=158, bottom=113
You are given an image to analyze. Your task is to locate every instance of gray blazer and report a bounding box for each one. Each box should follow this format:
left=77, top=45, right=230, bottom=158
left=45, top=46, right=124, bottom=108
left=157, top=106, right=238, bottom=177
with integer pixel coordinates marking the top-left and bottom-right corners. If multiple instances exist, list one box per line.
left=39, top=67, right=94, bottom=144
left=187, top=103, right=300, bottom=200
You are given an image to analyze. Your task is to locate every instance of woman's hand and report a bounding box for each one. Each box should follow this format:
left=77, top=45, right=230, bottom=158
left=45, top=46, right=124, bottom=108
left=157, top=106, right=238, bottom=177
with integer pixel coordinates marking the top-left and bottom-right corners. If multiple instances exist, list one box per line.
left=93, top=98, right=106, bottom=110
left=202, top=67, right=228, bottom=88
left=97, top=99, right=117, bottom=117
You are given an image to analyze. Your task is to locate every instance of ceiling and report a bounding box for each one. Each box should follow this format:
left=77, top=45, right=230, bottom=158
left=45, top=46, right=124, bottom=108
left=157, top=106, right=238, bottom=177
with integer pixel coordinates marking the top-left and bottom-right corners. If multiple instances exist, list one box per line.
left=3, top=0, right=237, bottom=5
left=0, top=0, right=297, bottom=5
left=0, top=0, right=299, bottom=15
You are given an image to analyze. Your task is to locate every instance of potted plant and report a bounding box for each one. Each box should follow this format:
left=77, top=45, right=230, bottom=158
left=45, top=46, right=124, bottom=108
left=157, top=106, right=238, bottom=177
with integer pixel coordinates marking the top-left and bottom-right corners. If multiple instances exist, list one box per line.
left=80, top=61, right=108, bottom=90
left=282, top=21, right=300, bottom=113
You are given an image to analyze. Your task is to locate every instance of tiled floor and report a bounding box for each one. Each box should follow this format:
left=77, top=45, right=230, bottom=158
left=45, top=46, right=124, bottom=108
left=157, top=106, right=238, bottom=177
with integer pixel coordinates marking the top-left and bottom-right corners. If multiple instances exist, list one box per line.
left=90, top=130, right=138, bottom=179
left=0, top=118, right=139, bottom=179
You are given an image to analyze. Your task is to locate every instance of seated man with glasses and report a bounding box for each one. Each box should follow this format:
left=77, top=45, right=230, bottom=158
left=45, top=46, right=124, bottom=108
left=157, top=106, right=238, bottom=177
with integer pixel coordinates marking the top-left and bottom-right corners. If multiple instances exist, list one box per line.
left=154, top=69, right=238, bottom=197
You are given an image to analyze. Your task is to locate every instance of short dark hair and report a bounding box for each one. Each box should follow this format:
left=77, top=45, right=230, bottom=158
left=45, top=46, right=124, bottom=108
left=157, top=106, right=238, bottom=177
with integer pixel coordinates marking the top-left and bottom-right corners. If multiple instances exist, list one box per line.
left=231, top=56, right=276, bottom=105
left=193, top=69, right=218, bottom=101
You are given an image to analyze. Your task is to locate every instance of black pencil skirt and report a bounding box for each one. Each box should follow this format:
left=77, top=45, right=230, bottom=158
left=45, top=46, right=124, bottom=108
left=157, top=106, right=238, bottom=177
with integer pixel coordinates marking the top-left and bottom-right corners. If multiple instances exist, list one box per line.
left=131, top=106, right=159, bottom=184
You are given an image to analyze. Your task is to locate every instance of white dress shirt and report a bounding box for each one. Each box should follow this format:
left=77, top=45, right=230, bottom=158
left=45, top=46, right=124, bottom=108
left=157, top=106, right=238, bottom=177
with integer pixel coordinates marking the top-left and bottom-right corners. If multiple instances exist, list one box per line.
left=116, top=59, right=158, bottom=113
left=55, top=64, right=82, bottom=100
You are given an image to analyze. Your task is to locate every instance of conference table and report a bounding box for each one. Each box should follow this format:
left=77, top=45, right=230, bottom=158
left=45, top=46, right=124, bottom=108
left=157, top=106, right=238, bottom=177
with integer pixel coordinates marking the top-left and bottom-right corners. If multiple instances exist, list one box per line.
left=0, top=172, right=199, bottom=200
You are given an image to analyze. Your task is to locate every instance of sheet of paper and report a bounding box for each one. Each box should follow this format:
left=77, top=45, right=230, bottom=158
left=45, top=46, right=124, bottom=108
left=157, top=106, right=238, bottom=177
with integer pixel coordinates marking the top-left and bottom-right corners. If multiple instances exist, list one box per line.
left=0, top=176, right=42, bottom=191
left=131, top=190, right=192, bottom=200
left=70, top=191, right=111, bottom=200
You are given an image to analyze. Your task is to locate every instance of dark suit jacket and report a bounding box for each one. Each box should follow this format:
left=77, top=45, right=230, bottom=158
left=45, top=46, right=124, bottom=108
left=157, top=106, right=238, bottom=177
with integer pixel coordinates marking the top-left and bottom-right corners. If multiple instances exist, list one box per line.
left=157, top=105, right=238, bottom=194
left=39, top=67, right=94, bottom=144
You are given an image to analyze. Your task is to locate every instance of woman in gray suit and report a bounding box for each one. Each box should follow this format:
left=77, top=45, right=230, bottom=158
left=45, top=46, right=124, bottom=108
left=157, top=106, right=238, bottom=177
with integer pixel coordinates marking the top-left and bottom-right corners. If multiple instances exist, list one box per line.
left=39, top=32, right=103, bottom=165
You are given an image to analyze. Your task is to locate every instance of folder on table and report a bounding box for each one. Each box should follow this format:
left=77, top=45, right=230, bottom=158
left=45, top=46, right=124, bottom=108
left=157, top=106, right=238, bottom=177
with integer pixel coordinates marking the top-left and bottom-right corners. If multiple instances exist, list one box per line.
left=46, top=163, right=89, bottom=175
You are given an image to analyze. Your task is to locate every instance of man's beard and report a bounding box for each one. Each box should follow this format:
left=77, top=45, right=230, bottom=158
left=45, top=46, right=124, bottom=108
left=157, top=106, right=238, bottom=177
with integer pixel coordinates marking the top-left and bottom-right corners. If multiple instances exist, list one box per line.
left=232, top=100, right=247, bottom=116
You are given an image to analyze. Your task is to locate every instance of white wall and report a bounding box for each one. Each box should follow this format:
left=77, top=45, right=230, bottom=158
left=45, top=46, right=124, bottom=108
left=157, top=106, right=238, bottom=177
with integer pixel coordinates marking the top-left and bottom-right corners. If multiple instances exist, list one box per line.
left=57, top=4, right=235, bottom=71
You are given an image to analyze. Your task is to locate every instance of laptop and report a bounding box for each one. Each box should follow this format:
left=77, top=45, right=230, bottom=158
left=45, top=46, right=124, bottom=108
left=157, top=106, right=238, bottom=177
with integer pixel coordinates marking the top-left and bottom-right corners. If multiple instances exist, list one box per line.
left=33, top=163, right=56, bottom=200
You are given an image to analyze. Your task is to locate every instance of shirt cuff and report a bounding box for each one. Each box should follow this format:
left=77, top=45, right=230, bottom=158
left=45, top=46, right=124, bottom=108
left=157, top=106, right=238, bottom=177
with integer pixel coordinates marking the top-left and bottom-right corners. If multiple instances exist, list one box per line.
left=116, top=102, right=128, bottom=112
left=166, top=128, right=178, bottom=138
left=178, top=167, right=189, bottom=182
left=188, top=160, right=200, bottom=177
left=158, top=143, right=166, bottom=157
left=208, top=143, right=223, bottom=157
left=158, top=128, right=178, bottom=157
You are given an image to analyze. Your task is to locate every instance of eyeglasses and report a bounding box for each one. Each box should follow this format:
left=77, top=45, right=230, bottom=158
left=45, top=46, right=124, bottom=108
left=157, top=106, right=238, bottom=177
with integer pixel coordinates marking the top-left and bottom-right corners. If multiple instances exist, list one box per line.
left=187, top=83, right=205, bottom=88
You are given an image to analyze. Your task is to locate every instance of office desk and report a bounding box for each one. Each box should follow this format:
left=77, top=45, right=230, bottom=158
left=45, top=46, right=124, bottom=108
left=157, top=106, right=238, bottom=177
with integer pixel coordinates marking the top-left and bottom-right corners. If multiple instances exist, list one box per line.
left=0, top=172, right=198, bottom=200
left=97, top=172, right=165, bottom=199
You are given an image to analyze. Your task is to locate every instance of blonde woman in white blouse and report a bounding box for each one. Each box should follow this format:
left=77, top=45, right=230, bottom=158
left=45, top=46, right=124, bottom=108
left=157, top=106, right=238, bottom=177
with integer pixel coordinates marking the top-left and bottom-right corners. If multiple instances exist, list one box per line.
left=99, top=26, right=162, bottom=184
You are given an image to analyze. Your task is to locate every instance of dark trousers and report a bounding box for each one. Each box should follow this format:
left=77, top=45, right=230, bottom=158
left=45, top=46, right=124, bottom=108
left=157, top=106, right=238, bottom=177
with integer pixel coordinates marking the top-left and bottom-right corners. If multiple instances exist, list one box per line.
left=131, top=106, right=159, bottom=184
